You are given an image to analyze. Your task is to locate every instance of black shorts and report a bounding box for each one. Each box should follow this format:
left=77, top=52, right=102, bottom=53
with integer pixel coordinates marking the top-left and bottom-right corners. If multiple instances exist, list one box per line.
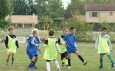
left=61, top=51, right=67, bottom=60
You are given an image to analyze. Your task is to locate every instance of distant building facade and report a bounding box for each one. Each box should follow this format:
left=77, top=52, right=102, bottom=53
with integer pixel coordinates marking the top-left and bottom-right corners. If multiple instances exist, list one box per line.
left=6, top=14, right=38, bottom=29
left=85, top=4, right=115, bottom=23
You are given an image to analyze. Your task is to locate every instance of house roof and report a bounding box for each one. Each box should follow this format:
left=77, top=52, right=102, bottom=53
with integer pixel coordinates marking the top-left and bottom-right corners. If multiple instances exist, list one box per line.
left=6, top=15, right=38, bottom=24
left=85, top=4, right=115, bottom=11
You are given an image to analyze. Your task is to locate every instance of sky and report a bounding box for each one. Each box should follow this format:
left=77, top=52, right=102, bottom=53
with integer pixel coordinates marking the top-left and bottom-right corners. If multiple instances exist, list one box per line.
left=62, top=0, right=71, bottom=9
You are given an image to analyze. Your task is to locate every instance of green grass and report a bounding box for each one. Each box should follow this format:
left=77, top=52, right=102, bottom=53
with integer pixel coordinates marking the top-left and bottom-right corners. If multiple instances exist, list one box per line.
left=0, top=43, right=115, bottom=71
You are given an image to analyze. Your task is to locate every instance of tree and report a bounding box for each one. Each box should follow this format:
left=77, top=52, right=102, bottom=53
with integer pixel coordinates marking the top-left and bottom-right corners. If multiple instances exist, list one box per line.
left=0, top=0, right=12, bottom=29
left=34, top=0, right=48, bottom=18
left=39, top=16, right=53, bottom=38
left=12, top=0, right=36, bottom=15
left=34, top=0, right=65, bottom=19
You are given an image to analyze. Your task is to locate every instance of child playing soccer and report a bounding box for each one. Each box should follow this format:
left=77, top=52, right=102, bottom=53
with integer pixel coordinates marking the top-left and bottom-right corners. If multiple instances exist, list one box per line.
left=26, top=29, right=39, bottom=69
left=64, top=27, right=87, bottom=69
left=44, top=29, right=61, bottom=71
left=5, top=26, right=19, bottom=66
left=58, top=27, right=68, bottom=66
left=95, top=27, right=115, bottom=68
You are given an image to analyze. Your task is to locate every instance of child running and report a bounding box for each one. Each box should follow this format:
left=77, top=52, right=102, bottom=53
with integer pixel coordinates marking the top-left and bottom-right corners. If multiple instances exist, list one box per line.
left=26, top=29, right=39, bottom=69
left=58, top=27, right=68, bottom=66
left=44, top=29, right=61, bottom=71
left=64, top=27, right=87, bottom=69
left=25, top=29, right=41, bottom=53
left=95, top=27, right=115, bottom=69
left=5, top=26, right=19, bottom=66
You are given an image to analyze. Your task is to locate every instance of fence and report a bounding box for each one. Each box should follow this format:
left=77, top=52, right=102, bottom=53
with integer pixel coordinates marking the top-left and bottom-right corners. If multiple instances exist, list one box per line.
left=1, top=30, right=115, bottom=43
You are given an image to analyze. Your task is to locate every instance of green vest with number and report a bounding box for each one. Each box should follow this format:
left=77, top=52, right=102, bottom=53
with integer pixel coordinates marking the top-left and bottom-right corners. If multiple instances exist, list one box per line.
left=44, top=38, right=57, bottom=60
left=7, top=35, right=17, bottom=54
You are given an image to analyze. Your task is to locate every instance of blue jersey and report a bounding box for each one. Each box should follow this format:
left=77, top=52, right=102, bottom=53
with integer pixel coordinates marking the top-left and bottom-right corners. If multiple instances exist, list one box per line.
left=64, top=33, right=77, bottom=54
left=26, top=36, right=39, bottom=52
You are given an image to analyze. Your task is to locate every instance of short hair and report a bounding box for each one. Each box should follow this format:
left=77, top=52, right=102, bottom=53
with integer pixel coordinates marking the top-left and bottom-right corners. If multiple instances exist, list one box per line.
left=63, top=27, right=68, bottom=31
left=33, top=29, right=38, bottom=35
left=49, top=29, right=55, bottom=36
left=102, top=27, right=107, bottom=31
left=8, top=26, right=14, bottom=31
left=70, top=26, right=76, bottom=31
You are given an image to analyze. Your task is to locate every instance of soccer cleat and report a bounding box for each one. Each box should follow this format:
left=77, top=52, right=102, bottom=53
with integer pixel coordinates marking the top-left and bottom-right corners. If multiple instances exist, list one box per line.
left=99, top=66, right=103, bottom=69
left=111, top=63, right=115, bottom=68
left=68, top=66, right=71, bottom=69
left=83, top=61, right=87, bottom=65
left=57, top=68, right=61, bottom=71
left=28, top=68, right=31, bottom=70
left=32, top=66, right=38, bottom=69
left=11, top=64, right=15, bottom=67
left=6, top=62, right=8, bottom=66
left=62, top=62, right=65, bottom=66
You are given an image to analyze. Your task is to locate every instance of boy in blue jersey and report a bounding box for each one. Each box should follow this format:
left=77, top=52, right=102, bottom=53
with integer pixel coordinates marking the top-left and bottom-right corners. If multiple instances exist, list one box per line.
left=64, top=27, right=87, bottom=69
left=26, top=29, right=39, bottom=69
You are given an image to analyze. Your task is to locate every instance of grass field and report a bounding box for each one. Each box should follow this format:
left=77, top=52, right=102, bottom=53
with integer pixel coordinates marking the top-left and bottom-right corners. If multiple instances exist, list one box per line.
left=0, top=43, right=115, bottom=71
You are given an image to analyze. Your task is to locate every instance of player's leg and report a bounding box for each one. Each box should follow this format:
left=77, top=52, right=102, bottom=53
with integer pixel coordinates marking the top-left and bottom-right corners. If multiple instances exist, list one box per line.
left=99, top=53, right=104, bottom=69
left=61, top=53, right=65, bottom=66
left=67, top=54, right=71, bottom=69
left=107, top=53, right=115, bottom=68
left=33, top=56, right=38, bottom=69
left=28, top=56, right=36, bottom=69
left=46, top=60, right=51, bottom=71
left=54, top=60, right=61, bottom=71
left=6, top=53, right=11, bottom=66
left=11, top=53, right=15, bottom=66
left=74, top=50, right=87, bottom=65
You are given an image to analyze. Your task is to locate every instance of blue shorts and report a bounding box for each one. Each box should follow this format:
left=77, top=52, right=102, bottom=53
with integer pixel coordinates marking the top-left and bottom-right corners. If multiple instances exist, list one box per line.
left=67, top=48, right=77, bottom=54
left=27, top=51, right=38, bottom=60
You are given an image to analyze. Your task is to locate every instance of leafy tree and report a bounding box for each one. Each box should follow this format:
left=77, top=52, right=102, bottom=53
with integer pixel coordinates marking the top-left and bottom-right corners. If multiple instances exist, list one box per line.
left=39, top=16, right=53, bottom=38
left=12, top=0, right=36, bottom=15
left=0, top=0, right=12, bottom=29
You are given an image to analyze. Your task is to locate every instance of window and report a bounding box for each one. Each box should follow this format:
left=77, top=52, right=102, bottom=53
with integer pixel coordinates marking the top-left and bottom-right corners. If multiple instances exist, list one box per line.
left=92, top=12, right=97, bottom=17
left=89, top=12, right=100, bottom=18
left=110, top=12, right=113, bottom=16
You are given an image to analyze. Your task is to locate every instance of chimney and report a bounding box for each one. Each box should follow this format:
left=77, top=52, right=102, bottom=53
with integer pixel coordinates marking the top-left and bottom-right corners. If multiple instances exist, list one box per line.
left=33, top=13, right=35, bottom=18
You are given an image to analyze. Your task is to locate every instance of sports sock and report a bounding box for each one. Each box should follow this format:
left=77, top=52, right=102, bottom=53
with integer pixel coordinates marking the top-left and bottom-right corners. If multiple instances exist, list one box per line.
left=46, top=62, right=50, bottom=71
left=78, top=55, right=84, bottom=62
left=100, top=58, right=103, bottom=67
left=66, top=58, right=68, bottom=65
left=28, top=61, right=34, bottom=68
left=12, top=58, right=14, bottom=64
left=54, top=60, right=61, bottom=70
left=68, top=59, right=71, bottom=66
left=6, top=59, right=9, bottom=63
left=107, top=55, right=115, bottom=64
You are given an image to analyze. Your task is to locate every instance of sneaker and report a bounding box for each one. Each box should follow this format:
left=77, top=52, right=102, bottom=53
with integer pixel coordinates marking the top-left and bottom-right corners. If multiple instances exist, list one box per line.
left=68, top=66, right=71, bottom=69
left=62, top=62, right=65, bottom=66
left=11, top=64, right=15, bottom=67
left=99, top=66, right=103, bottom=69
left=28, top=68, right=31, bottom=70
left=6, top=62, right=8, bottom=66
left=32, top=66, right=38, bottom=69
left=57, top=68, right=61, bottom=71
left=83, top=61, right=87, bottom=65
left=111, top=63, right=115, bottom=68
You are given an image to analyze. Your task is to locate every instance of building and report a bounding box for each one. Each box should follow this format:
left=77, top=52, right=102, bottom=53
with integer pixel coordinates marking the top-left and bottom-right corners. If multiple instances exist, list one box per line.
left=85, top=4, right=115, bottom=23
left=6, top=14, right=38, bottom=28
